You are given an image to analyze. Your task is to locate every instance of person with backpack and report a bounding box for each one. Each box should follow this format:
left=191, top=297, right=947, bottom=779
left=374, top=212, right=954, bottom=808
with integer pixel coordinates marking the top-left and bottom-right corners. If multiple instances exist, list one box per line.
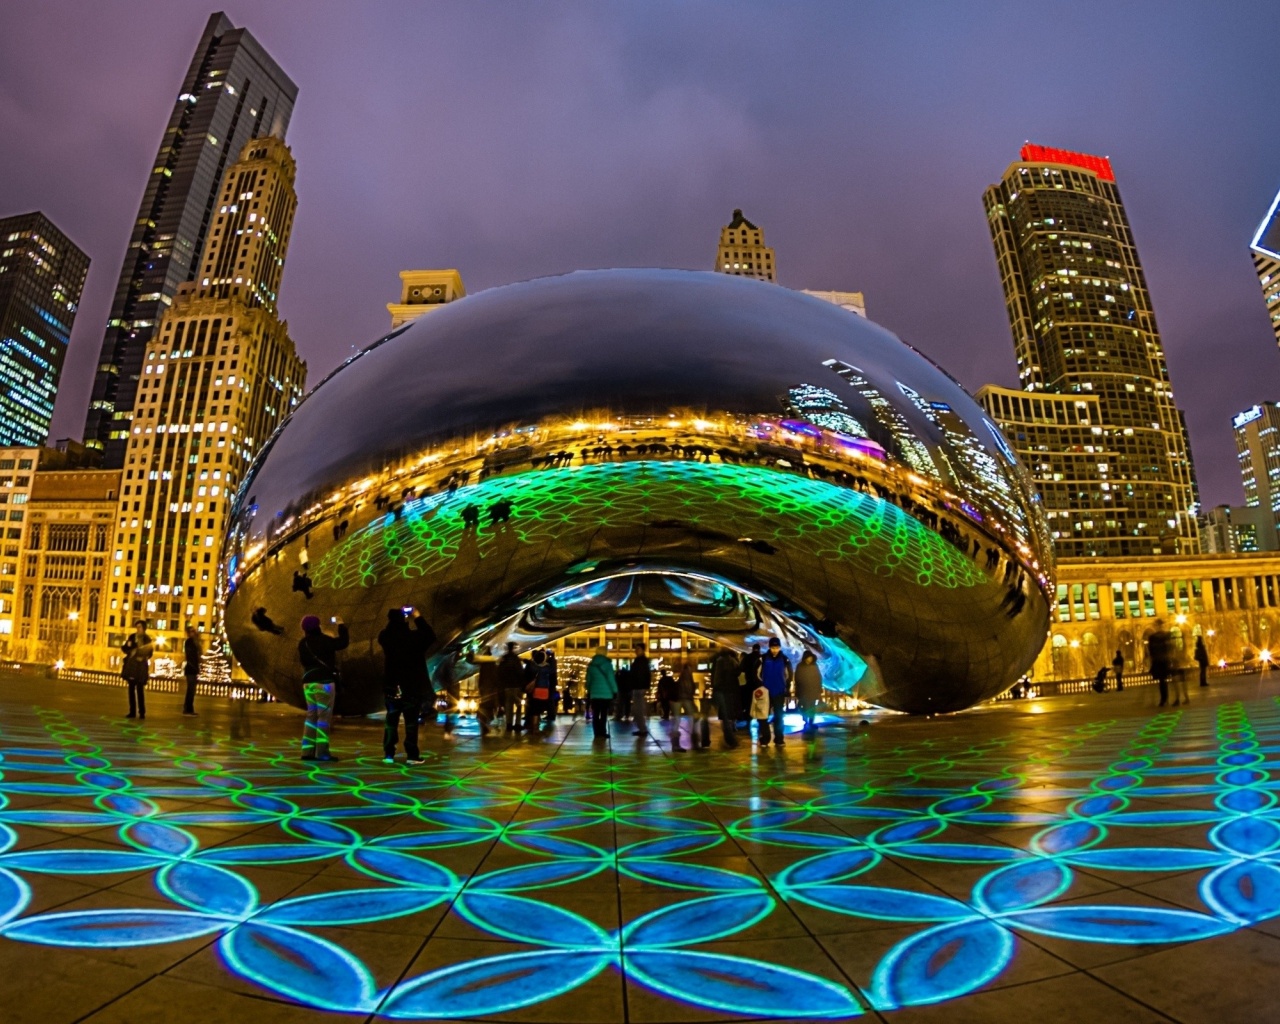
left=120, top=620, right=155, bottom=720
left=377, top=606, right=434, bottom=763
left=298, top=614, right=349, bottom=761
left=525, top=649, right=554, bottom=730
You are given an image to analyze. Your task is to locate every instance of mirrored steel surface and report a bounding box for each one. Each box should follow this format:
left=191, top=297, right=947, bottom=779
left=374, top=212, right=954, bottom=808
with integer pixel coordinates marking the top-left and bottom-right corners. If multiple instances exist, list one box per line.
left=224, top=269, right=1052, bottom=713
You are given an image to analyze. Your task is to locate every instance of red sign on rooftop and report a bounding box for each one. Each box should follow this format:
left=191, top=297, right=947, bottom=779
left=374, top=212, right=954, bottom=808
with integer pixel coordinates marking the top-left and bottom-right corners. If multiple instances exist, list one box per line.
left=1020, top=144, right=1115, bottom=182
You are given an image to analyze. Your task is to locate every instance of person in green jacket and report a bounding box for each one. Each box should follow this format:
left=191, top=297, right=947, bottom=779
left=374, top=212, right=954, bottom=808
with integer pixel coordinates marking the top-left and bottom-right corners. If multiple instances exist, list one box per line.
left=586, top=648, right=618, bottom=741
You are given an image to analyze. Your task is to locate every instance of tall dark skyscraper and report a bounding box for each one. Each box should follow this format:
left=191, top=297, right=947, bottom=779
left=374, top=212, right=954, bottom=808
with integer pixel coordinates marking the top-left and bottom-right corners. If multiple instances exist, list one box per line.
left=979, top=144, right=1199, bottom=557
left=0, top=212, right=90, bottom=446
left=83, top=12, right=296, bottom=467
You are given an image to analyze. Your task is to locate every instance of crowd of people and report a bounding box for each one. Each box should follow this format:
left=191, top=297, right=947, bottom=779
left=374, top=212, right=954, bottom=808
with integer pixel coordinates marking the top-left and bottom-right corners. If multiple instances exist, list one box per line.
left=286, top=610, right=833, bottom=762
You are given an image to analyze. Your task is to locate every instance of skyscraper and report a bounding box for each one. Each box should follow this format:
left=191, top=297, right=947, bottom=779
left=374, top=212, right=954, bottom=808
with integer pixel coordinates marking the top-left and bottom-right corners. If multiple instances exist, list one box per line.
left=982, top=143, right=1199, bottom=557
left=714, top=209, right=775, bottom=281
left=1250, top=184, right=1280, bottom=350
left=0, top=213, right=89, bottom=446
left=112, top=137, right=305, bottom=649
left=84, top=12, right=296, bottom=467
left=1233, top=401, right=1280, bottom=521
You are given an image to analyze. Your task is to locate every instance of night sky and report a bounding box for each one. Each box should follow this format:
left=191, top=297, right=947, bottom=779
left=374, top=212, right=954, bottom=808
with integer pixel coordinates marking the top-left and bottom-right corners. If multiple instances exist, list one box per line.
left=2, top=1, right=1277, bottom=507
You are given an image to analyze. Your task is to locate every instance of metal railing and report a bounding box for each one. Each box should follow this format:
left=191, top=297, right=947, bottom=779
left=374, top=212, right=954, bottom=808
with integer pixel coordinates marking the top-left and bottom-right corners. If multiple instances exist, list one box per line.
left=51, top=665, right=273, bottom=701
left=993, top=660, right=1261, bottom=701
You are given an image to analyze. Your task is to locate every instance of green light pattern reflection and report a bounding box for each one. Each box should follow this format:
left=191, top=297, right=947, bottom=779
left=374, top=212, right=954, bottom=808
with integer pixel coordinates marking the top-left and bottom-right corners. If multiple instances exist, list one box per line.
left=310, top=460, right=988, bottom=591
left=1, top=698, right=1279, bottom=1018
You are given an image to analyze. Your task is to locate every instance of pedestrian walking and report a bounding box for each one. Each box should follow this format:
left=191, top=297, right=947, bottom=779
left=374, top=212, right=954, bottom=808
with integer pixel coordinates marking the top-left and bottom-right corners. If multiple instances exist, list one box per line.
left=1147, top=622, right=1173, bottom=708
left=759, top=638, right=793, bottom=746
left=182, top=625, right=202, bottom=716
left=1194, top=637, right=1210, bottom=687
left=586, top=647, right=617, bottom=741
left=1112, top=649, right=1125, bottom=691
left=656, top=668, right=676, bottom=720
left=298, top=614, right=349, bottom=761
left=378, top=606, right=434, bottom=763
left=630, top=644, right=651, bottom=736
left=794, top=650, right=822, bottom=733
left=670, top=658, right=700, bottom=752
left=709, top=646, right=741, bottom=748
left=498, top=643, right=525, bottom=733
left=120, top=620, right=154, bottom=720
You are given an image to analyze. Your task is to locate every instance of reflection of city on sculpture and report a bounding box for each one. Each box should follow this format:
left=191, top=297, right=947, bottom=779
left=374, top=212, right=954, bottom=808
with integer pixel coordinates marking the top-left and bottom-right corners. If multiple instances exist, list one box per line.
left=224, top=269, right=1053, bottom=714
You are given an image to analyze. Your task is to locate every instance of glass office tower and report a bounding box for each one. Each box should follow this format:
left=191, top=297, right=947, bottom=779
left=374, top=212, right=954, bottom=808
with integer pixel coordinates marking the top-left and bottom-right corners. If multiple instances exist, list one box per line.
left=0, top=212, right=89, bottom=446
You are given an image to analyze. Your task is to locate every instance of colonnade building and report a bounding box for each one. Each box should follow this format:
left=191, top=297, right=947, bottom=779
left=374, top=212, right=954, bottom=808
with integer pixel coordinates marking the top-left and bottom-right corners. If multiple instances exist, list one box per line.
left=1039, top=552, right=1280, bottom=683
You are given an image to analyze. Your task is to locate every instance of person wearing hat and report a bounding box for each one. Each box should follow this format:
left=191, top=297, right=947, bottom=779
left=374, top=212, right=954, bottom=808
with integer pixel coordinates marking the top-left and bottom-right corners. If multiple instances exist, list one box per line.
left=298, top=614, right=348, bottom=761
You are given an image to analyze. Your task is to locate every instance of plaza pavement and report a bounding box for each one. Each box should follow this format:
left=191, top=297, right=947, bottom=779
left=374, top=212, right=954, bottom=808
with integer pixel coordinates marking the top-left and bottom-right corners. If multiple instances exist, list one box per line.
left=0, top=668, right=1278, bottom=1023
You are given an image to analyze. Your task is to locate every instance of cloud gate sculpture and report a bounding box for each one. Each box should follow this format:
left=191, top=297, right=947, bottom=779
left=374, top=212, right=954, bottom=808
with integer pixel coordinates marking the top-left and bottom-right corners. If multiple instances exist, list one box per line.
left=224, top=269, right=1052, bottom=714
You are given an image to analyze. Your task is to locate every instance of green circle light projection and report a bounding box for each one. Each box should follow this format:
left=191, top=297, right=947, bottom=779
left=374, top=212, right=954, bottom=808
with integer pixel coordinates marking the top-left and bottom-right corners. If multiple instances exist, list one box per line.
left=310, top=460, right=989, bottom=592
left=1, top=696, right=1279, bottom=1018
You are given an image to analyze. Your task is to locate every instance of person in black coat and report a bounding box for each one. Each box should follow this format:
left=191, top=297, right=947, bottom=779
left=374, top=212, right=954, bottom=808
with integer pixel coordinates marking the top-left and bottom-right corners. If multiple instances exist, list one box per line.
left=182, top=626, right=202, bottom=716
left=377, top=606, right=435, bottom=763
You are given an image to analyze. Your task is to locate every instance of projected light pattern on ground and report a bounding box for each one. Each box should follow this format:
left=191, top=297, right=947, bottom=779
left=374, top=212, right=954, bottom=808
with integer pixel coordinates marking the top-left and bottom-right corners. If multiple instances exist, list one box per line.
left=1, top=698, right=1279, bottom=1019
left=309, top=460, right=989, bottom=592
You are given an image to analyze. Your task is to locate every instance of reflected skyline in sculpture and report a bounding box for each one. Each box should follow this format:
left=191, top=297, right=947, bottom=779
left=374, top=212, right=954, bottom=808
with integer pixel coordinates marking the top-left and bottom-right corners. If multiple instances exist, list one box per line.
left=223, top=270, right=1053, bottom=713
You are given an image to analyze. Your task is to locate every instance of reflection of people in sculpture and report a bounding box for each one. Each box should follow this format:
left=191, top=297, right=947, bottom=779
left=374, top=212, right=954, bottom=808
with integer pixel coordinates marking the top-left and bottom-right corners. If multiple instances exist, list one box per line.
left=292, top=569, right=313, bottom=599
left=461, top=504, right=480, bottom=530
left=252, top=607, right=285, bottom=635
left=488, top=499, right=513, bottom=525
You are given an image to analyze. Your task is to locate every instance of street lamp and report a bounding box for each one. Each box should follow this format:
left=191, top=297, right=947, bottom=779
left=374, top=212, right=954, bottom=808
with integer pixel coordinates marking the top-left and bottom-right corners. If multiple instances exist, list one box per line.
left=67, top=611, right=79, bottom=622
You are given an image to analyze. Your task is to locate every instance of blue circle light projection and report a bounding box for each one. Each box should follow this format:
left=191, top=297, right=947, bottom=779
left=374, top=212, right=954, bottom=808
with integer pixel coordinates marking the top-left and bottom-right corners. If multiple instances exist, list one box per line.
left=1, top=698, right=1280, bottom=1017
left=224, top=269, right=1052, bottom=715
